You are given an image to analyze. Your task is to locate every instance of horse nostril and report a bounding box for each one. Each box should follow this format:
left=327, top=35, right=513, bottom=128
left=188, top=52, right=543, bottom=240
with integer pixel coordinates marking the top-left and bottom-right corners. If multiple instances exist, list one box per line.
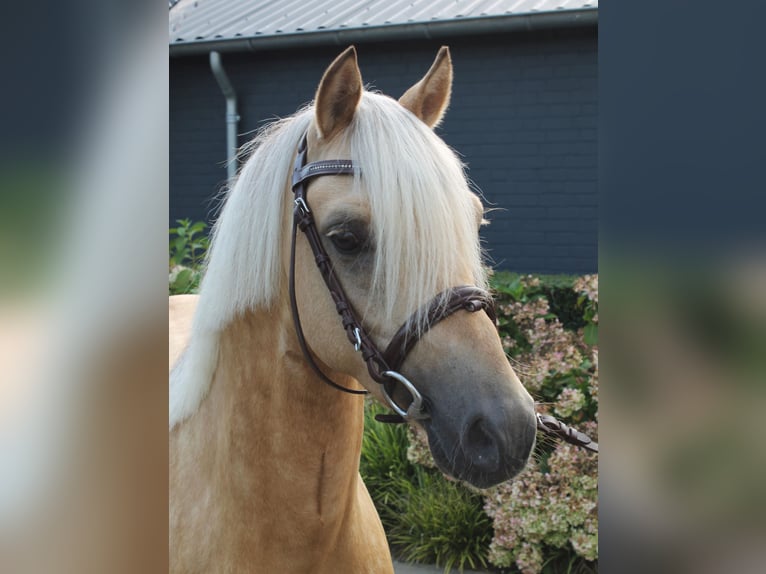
left=464, top=416, right=500, bottom=472
left=466, top=418, right=492, bottom=450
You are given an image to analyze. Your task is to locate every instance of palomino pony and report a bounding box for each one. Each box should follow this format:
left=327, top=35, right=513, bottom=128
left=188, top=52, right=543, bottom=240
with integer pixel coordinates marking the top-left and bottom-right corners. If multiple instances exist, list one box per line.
left=169, top=46, right=536, bottom=573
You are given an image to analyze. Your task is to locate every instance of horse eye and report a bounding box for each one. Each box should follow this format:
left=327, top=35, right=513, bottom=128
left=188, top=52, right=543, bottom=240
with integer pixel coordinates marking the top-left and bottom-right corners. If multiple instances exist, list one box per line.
left=329, top=230, right=362, bottom=254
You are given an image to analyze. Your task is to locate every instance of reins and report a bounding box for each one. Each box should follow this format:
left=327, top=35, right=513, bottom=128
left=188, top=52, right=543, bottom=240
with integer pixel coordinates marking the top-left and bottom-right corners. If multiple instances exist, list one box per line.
left=289, top=131, right=598, bottom=453
left=536, top=414, right=598, bottom=453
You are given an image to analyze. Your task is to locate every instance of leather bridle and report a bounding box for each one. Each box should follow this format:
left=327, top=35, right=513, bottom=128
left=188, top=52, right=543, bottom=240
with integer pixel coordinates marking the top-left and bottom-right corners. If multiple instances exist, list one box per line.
left=289, top=132, right=494, bottom=423
left=288, top=131, right=599, bottom=452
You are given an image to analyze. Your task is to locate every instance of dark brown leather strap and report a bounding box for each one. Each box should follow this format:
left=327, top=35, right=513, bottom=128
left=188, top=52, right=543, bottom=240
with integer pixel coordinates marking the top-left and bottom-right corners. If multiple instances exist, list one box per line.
left=289, top=214, right=368, bottom=395
left=292, top=183, right=391, bottom=386
left=290, top=135, right=370, bottom=395
left=382, top=286, right=496, bottom=372
left=536, top=413, right=599, bottom=453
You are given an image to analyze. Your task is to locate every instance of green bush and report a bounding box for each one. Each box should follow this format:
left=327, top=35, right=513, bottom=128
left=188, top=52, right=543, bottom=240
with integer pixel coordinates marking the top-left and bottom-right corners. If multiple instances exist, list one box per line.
left=360, top=401, right=415, bottom=527
left=491, top=271, right=588, bottom=333
left=388, top=471, right=493, bottom=573
left=169, top=219, right=209, bottom=294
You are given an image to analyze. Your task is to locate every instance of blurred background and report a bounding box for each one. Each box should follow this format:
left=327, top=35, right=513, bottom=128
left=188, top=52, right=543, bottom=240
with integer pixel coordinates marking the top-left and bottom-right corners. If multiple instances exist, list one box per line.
left=0, top=2, right=168, bottom=573
left=599, top=2, right=766, bottom=572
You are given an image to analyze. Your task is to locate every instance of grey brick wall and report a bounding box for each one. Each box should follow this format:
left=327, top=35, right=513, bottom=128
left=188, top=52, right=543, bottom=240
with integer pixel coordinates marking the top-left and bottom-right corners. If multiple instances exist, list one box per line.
left=170, top=28, right=597, bottom=273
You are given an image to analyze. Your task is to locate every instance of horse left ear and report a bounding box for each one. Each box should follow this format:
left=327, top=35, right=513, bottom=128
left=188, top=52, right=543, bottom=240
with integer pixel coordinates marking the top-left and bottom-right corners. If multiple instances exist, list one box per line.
left=399, top=46, right=453, bottom=128
left=315, top=46, right=363, bottom=140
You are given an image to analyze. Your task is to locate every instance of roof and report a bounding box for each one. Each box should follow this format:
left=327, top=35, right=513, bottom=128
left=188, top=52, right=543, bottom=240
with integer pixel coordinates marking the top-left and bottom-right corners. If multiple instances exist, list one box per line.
left=169, top=0, right=598, bottom=54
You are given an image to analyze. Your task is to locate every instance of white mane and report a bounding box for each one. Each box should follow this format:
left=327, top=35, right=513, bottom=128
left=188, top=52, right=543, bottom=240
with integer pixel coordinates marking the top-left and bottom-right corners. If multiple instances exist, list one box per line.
left=170, top=92, right=487, bottom=428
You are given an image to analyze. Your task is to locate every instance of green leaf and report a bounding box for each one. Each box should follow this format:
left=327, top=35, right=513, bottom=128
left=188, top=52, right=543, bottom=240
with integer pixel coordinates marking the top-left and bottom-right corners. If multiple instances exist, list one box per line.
left=189, top=221, right=207, bottom=235
left=584, top=323, right=598, bottom=346
left=171, top=268, right=194, bottom=294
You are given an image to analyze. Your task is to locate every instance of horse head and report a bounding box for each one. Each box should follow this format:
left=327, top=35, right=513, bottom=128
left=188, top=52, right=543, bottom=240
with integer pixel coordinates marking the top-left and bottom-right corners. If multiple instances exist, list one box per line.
left=288, top=46, right=536, bottom=488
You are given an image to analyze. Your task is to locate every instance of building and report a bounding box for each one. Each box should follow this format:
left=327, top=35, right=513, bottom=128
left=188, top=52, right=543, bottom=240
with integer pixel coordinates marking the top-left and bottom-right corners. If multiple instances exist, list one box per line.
left=170, top=0, right=598, bottom=273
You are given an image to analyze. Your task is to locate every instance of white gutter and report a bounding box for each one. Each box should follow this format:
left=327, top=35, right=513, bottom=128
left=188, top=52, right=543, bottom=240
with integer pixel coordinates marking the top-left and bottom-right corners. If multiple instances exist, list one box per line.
left=209, top=51, right=239, bottom=181
left=170, top=10, right=598, bottom=57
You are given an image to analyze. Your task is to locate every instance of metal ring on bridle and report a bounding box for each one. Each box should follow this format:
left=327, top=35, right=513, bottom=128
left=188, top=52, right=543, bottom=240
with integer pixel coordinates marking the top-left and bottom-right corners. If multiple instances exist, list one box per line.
left=381, top=370, right=428, bottom=421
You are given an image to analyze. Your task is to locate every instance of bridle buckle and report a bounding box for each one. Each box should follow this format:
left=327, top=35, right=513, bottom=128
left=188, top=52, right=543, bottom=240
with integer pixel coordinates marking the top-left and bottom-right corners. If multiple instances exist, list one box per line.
left=294, top=196, right=310, bottom=216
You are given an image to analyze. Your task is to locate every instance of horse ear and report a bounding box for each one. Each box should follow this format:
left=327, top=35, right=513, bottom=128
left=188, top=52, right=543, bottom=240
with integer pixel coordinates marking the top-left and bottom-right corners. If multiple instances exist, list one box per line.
left=315, top=46, right=363, bottom=140
left=399, top=46, right=453, bottom=128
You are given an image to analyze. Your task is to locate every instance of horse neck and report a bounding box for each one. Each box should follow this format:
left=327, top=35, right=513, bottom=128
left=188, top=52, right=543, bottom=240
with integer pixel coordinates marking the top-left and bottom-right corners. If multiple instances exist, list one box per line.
left=202, top=299, right=366, bottom=526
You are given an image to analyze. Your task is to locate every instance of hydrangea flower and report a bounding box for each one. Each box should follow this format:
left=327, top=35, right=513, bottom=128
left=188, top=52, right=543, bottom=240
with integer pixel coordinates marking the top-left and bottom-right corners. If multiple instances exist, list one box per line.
left=484, top=438, right=598, bottom=573
left=555, top=387, right=586, bottom=418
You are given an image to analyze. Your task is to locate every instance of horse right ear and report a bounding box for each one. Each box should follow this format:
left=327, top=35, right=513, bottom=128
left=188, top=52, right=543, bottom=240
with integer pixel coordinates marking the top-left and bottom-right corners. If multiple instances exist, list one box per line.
left=315, top=46, right=363, bottom=140
left=399, top=46, right=453, bottom=128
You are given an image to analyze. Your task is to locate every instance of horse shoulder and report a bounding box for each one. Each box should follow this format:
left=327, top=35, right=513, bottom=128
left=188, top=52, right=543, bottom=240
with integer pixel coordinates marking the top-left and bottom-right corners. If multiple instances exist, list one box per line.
left=169, top=294, right=198, bottom=371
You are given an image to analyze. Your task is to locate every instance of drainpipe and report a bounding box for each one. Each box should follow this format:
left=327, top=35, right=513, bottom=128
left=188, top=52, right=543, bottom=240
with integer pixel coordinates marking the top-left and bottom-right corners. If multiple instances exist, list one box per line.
left=209, top=51, right=239, bottom=182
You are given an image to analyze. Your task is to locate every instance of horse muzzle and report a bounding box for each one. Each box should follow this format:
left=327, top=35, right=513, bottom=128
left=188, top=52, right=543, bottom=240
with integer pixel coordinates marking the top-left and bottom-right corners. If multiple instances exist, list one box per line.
left=423, top=391, right=537, bottom=488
